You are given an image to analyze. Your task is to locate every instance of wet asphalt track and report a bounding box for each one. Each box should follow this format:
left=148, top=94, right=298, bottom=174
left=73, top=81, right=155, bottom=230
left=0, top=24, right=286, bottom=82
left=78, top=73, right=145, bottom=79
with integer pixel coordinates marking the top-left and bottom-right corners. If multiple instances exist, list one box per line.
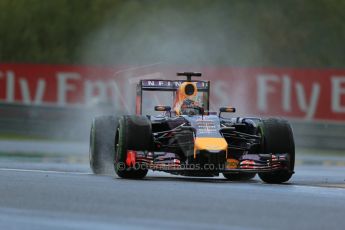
left=0, top=141, right=344, bottom=229
left=0, top=157, right=345, bottom=230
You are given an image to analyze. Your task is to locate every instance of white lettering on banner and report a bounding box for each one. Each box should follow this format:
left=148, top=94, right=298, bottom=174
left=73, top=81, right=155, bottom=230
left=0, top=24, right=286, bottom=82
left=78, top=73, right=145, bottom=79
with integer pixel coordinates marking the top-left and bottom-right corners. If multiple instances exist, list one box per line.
left=84, top=80, right=108, bottom=105
left=257, top=74, right=320, bottom=119
left=282, top=76, right=291, bottom=111
left=295, top=82, right=320, bottom=120
left=257, top=75, right=279, bottom=111
left=6, top=71, right=15, bottom=103
left=148, top=81, right=155, bottom=86
left=19, top=78, right=45, bottom=105
left=331, top=76, right=345, bottom=113
left=57, top=72, right=80, bottom=106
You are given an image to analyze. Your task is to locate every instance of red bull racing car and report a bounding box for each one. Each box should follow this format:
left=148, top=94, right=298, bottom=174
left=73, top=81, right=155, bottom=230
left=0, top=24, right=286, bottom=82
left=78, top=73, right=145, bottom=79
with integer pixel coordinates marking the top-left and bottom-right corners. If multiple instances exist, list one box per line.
left=89, top=72, right=295, bottom=183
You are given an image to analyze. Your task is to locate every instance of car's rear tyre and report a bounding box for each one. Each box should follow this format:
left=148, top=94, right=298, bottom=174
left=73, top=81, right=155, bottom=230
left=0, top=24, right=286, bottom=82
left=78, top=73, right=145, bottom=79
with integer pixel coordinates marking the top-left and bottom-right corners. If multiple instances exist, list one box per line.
left=257, top=118, right=295, bottom=184
left=89, top=116, right=117, bottom=174
left=223, top=172, right=256, bottom=181
left=114, top=115, right=151, bottom=179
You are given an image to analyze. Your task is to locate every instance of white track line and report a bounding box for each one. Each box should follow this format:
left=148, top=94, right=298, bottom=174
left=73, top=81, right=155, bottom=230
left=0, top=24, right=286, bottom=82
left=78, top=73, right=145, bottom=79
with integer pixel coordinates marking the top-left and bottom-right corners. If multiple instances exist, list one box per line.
left=0, top=168, right=91, bottom=175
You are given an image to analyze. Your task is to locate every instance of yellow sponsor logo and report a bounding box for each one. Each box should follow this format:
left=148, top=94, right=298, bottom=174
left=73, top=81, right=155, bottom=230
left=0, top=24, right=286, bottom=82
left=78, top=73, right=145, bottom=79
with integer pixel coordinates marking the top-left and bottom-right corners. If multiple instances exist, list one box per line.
left=193, top=137, right=228, bottom=158
left=226, top=159, right=239, bottom=169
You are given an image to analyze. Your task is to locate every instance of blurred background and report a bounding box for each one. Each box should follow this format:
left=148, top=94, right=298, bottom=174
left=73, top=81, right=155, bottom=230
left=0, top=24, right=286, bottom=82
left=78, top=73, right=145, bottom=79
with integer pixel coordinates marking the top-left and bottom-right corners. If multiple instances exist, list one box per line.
left=0, top=0, right=345, bottom=160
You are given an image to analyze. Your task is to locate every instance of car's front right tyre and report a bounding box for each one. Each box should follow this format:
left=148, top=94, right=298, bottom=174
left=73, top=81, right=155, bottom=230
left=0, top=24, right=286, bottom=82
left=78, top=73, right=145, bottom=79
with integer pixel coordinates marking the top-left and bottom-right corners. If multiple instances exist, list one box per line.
left=114, top=115, right=152, bottom=179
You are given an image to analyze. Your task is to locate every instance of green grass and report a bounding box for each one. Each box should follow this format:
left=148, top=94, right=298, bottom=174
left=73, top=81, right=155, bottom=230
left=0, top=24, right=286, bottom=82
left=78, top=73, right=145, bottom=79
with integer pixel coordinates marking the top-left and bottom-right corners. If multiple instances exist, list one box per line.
left=0, top=133, right=78, bottom=142
left=0, top=151, right=89, bottom=164
left=0, top=151, right=61, bottom=158
left=0, top=134, right=47, bottom=141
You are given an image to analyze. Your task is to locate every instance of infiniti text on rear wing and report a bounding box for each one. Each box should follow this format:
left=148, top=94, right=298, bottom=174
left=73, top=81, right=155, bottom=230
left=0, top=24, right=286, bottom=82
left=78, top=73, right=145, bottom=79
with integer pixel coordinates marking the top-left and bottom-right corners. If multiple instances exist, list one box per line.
left=140, top=79, right=210, bottom=91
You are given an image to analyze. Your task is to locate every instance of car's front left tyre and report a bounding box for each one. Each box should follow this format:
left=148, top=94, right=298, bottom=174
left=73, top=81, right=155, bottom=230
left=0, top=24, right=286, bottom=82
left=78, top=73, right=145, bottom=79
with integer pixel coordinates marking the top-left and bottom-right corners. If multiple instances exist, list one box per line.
left=89, top=116, right=117, bottom=175
left=257, top=118, right=295, bottom=184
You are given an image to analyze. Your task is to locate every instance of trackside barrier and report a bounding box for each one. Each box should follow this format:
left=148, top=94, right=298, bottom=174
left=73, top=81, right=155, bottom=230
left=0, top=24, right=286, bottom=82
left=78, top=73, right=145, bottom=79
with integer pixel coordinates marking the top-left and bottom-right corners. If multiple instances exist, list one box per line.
left=0, top=104, right=344, bottom=150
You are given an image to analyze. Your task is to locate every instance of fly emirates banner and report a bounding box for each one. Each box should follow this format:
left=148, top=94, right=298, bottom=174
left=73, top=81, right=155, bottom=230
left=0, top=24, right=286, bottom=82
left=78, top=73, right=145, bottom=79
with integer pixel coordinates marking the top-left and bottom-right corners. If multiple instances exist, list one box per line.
left=1, top=63, right=345, bottom=122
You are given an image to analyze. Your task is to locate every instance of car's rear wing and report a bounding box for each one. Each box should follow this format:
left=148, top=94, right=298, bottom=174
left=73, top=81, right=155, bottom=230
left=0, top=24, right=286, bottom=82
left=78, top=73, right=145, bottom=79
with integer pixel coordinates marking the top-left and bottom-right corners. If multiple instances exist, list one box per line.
left=136, top=79, right=210, bottom=115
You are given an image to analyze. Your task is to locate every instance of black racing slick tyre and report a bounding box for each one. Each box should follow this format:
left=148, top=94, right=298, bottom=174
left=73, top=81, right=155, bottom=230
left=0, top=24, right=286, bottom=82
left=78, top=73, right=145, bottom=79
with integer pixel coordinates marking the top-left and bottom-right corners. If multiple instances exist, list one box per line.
left=89, top=116, right=117, bottom=175
left=257, top=118, right=295, bottom=184
left=114, top=115, right=151, bottom=179
left=223, top=173, right=256, bottom=181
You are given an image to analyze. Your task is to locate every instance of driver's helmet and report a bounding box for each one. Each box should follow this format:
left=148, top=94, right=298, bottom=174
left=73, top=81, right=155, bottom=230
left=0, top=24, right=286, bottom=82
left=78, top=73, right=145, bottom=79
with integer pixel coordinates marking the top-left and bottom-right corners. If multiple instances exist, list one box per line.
left=174, top=82, right=202, bottom=115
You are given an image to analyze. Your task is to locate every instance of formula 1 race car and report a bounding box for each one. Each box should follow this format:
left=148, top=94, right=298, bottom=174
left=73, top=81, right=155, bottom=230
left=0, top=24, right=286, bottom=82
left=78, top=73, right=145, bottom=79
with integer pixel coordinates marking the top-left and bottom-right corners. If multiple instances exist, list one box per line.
left=89, top=72, right=295, bottom=183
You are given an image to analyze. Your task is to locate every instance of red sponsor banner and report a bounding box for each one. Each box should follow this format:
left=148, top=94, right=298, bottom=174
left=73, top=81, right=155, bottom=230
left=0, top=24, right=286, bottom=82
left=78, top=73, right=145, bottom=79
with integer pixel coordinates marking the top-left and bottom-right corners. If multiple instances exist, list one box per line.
left=1, top=63, right=345, bottom=122
left=201, top=67, right=345, bottom=122
left=0, top=63, right=123, bottom=106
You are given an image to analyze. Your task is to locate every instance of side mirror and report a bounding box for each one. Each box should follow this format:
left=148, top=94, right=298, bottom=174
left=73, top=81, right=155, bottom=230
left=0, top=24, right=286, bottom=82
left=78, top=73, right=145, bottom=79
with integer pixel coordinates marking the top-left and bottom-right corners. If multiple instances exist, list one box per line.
left=219, top=107, right=236, bottom=113
left=219, top=107, right=236, bottom=117
left=154, top=105, right=171, bottom=112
